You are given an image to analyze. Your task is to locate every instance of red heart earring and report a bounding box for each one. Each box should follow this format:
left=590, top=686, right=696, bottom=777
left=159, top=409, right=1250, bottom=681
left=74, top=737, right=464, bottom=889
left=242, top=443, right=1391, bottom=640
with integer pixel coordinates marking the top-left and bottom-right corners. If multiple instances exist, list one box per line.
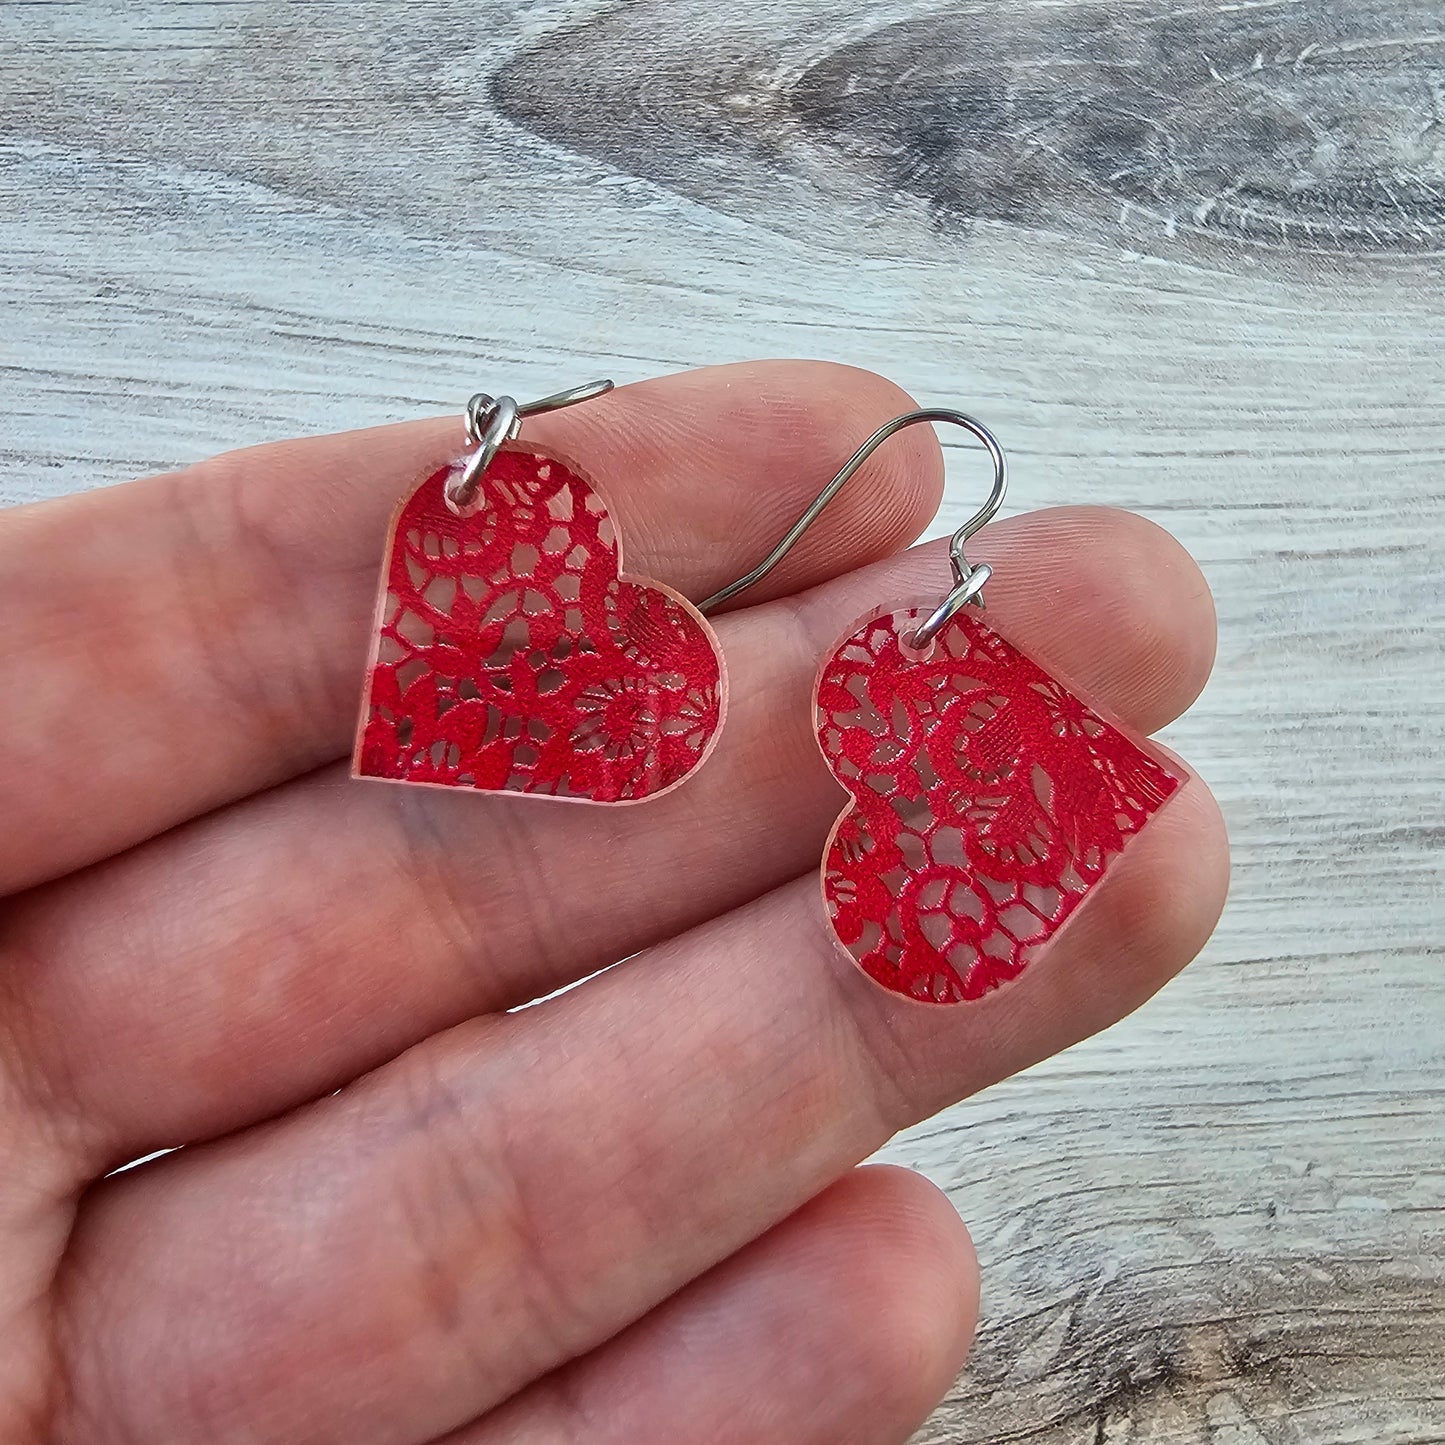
left=702, top=409, right=1186, bottom=1005
left=355, top=381, right=726, bottom=803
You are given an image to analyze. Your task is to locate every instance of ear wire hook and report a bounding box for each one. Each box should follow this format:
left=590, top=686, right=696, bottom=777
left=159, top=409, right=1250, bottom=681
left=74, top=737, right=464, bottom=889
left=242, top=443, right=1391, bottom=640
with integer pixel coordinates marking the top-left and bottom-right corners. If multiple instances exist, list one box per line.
left=447, top=379, right=615, bottom=516
left=696, top=408, right=1007, bottom=646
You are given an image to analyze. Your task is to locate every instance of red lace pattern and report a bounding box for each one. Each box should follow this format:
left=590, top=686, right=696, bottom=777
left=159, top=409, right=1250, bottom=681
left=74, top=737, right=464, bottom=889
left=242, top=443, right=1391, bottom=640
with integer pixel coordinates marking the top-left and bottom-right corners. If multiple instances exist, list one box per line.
left=815, top=607, right=1183, bottom=1004
left=356, top=447, right=724, bottom=802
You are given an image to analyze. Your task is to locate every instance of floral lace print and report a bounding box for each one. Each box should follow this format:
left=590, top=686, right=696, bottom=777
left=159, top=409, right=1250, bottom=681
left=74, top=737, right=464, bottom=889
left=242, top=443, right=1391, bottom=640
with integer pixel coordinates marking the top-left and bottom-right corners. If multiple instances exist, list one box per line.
left=815, top=607, right=1183, bottom=1004
left=357, top=447, right=723, bottom=801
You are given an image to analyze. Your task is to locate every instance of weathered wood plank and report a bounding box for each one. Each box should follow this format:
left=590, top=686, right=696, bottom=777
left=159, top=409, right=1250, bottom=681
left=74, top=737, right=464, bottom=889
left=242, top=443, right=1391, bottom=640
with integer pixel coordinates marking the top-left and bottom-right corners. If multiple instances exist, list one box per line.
left=497, top=0, right=1445, bottom=264
left=1, top=2, right=1441, bottom=1440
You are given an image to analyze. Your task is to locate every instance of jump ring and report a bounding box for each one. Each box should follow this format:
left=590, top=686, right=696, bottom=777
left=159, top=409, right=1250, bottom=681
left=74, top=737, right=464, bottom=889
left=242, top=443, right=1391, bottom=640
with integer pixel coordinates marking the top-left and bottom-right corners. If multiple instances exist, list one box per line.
left=908, top=563, right=992, bottom=651
left=447, top=395, right=521, bottom=517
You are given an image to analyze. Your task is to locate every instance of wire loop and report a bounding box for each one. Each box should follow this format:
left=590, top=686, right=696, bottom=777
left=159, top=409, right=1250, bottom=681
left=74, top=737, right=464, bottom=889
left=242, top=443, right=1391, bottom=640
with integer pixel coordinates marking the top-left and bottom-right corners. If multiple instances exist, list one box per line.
left=445, top=380, right=614, bottom=516
left=696, top=404, right=1005, bottom=618
left=696, top=408, right=1007, bottom=619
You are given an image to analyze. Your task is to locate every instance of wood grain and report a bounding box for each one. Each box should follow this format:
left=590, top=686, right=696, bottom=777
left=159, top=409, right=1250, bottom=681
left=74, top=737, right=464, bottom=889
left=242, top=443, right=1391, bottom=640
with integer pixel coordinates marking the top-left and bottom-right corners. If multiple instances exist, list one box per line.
left=2, top=2, right=1442, bottom=1440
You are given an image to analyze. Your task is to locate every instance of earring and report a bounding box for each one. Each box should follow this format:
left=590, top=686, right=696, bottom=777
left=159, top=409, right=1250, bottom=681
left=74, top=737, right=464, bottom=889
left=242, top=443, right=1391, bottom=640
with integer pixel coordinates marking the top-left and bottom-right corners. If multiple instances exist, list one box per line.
left=702, top=410, right=1185, bottom=1005
left=355, top=381, right=725, bottom=802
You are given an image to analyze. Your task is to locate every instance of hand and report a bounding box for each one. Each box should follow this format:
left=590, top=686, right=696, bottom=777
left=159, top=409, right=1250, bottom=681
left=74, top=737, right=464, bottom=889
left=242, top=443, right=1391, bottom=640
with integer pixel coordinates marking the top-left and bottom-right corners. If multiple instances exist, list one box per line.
left=0, top=361, right=1228, bottom=1445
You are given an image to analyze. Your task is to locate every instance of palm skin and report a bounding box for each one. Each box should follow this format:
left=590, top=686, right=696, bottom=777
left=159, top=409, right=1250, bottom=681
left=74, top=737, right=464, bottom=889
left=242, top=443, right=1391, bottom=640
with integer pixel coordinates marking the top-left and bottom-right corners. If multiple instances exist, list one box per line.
left=0, top=361, right=1227, bottom=1445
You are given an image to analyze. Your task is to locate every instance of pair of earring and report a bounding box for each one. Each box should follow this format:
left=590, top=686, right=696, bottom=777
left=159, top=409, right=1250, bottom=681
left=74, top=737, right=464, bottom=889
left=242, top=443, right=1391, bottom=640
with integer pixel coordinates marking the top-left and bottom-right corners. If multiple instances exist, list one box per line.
left=355, top=380, right=1183, bottom=1005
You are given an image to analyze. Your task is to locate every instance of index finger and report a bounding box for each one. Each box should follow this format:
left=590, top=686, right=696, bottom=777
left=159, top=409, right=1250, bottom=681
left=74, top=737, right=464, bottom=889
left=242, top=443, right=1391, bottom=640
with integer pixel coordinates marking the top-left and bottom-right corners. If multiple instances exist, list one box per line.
left=0, top=361, right=941, bottom=893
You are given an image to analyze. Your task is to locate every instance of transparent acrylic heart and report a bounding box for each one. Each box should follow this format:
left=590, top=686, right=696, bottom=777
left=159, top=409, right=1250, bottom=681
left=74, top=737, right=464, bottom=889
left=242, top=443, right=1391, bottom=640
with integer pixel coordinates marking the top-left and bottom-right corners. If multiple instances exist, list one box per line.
left=355, top=445, right=725, bottom=803
left=815, top=605, right=1185, bottom=1004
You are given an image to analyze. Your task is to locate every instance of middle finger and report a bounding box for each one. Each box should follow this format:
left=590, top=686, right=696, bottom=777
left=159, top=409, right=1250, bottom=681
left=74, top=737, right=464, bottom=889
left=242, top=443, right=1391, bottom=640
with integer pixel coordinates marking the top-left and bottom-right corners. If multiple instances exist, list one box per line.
left=9, top=508, right=1214, bottom=1175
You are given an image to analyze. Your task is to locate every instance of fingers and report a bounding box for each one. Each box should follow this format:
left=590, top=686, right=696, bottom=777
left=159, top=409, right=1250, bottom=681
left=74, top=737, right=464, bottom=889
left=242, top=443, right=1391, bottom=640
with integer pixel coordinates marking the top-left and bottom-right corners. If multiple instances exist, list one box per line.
left=443, top=1167, right=977, bottom=1445
left=9, top=509, right=1217, bottom=1175
left=965, top=505, right=1217, bottom=735
left=0, top=1115, right=72, bottom=1445
left=0, top=360, right=941, bottom=894
left=53, top=770, right=1225, bottom=1444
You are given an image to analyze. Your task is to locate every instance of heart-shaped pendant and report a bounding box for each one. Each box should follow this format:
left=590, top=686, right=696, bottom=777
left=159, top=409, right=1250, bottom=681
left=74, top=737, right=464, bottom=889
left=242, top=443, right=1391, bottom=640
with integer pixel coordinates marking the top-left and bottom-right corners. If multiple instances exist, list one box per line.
left=815, top=606, right=1184, bottom=1004
left=355, top=445, right=725, bottom=802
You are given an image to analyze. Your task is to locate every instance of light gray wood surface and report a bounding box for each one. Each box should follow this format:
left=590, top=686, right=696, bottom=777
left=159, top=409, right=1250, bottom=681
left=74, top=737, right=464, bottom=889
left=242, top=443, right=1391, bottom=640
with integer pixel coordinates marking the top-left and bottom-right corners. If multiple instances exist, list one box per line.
left=2, top=2, right=1442, bottom=1440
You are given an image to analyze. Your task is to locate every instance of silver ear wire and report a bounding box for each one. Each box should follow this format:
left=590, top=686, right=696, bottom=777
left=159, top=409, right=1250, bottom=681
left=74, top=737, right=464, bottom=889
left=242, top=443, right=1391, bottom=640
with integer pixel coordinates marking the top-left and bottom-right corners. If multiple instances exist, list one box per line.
left=446, top=379, right=615, bottom=516
left=695, top=408, right=1007, bottom=634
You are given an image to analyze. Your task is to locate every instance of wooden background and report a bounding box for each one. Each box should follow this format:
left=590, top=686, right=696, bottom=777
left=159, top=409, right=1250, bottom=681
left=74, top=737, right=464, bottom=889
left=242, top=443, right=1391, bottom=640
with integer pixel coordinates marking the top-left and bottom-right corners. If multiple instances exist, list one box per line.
left=2, top=1, right=1442, bottom=1440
